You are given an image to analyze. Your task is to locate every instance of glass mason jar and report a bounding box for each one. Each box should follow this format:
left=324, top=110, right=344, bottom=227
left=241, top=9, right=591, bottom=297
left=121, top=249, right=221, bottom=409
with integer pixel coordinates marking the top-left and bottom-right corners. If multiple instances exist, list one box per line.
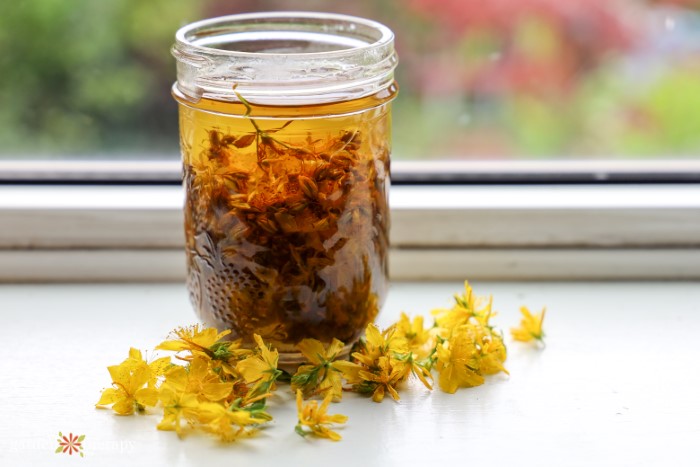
left=172, top=12, right=397, bottom=362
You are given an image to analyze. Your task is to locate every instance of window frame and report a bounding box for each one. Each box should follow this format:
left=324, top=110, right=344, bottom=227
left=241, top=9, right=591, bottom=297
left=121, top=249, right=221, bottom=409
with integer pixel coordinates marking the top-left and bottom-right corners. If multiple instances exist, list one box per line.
left=2, top=160, right=700, bottom=184
left=1, top=164, right=699, bottom=282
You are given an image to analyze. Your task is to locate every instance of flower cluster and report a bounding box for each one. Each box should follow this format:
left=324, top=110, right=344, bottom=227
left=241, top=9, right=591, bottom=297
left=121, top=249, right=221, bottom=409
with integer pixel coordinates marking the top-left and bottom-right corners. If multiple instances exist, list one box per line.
left=97, top=282, right=545, bottom=443
left=96, top=326, right=277, bottom=442
left=326, top=281, right=509, bottom=398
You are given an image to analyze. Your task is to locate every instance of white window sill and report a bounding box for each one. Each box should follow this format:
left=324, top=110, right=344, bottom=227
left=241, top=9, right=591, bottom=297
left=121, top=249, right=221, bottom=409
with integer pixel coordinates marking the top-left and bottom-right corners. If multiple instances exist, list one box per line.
left=1, top=281, right=698, bottom=465
left=1, top=184, right=699, bottom=281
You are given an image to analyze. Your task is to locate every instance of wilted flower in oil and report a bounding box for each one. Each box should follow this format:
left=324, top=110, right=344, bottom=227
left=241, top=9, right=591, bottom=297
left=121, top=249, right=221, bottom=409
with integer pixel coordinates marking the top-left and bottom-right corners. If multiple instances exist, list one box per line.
left=511, top=306, right=546, bottom=344
left=295, top=390, right=348, bottom=441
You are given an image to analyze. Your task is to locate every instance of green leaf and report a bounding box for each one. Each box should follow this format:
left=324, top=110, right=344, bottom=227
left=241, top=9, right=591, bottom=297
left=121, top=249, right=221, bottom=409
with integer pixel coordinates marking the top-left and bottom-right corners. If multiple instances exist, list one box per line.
left=246, top=401, right=266, bottom=412
left=58, top=431, right=62, bottom=437
left=294, top=425, right=308, bottom=438
left=77, top=435, right=85, bottom=442
left=276, top=369, right=292, bottom=383
left=291, top=366, right=320, bottom=388
left=354, top=381, right=377, bottom=395
left=55, top=446, right=63, bottom=454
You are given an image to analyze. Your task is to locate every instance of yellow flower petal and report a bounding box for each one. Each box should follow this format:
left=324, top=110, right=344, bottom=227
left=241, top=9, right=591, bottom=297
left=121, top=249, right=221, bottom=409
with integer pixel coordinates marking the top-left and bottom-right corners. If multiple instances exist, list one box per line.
left=333, top=360, right=363, bottom=384
left=296, top=339, right=326, bottom=365
left=371, top=385, right=385, bottom=402
left=236, top=356, right=270, bottom=384
left=95, top=387, right=120, bottom=407
left=135, top=387, right=159, bottom=407
left=128, top=348, right=142, bottom=361
left=364, top=323, right=383, bottom=348
left=162, top=366, right=188, bottom=391
left=202, top=382, right=233, bottom=401
left=155, top=340, right=189, bottom=352
left=437, top=365, right=459, bottom=394
left=326, top=339, right=345, bottom=359
left=148, top=357, right=172, bottom=378
left=111, top=398, right=135, bottom=415
left=107, top=364, right=130, bottom=388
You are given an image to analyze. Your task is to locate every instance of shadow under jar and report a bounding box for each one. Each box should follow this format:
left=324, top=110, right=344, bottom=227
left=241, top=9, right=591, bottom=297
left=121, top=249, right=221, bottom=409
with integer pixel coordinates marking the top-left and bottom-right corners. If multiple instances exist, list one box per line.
left=172, top=12, right=398, bottom=363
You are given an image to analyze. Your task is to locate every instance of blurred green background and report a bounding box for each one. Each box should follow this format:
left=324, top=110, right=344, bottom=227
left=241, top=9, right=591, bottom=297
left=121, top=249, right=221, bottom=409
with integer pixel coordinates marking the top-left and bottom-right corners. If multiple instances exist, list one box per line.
left=1, top=0, right=699, bottom=160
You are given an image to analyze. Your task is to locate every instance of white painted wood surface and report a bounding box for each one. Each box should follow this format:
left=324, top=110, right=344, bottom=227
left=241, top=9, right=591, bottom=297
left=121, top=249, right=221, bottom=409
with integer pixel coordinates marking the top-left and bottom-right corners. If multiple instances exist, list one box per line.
left=3, top=248, right=700, bottom=282
left=2, top=185, right=700, bottom=248
left=1, top=281, right=699, bottom=466
left=1, top=185, right=700, bottom=280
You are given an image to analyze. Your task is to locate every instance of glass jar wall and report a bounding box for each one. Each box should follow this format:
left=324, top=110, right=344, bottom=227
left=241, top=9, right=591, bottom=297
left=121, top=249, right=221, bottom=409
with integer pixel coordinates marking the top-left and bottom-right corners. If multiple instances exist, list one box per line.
left=172, top=12, right=398, bottom=362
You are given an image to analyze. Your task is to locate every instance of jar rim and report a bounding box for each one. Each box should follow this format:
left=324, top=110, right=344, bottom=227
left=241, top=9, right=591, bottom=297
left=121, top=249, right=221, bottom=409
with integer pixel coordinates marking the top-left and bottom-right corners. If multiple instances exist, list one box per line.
left=174, top=11, right=394, bottom=59
left=172, top=12, right=398, bottom=106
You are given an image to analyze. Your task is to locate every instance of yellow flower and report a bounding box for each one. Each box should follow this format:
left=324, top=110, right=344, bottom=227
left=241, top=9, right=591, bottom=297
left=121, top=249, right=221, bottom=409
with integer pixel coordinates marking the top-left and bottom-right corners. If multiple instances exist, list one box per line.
left=197, top=402, right=261, bottom=442
left=157, top=388, right=200, bottom=437
left=96, top=359, right=158, bottom=415
left=346, top=323, right=418, bottom=402
left=157, top=325, right=249, bottom=378
left=391, top=352, right=433, bottom=391
left=161, top=357, right=233, bottom=402
left=208, top=339, right=252, bottom=378
left=358, top=356, right=404, bottom=402
left=292, top=338, right=348, bottom=401
left=435, top=328, right=485, bottom=394
left=295, top=390, right=348, bottom=441
left=156, top=325, right=231, bottom=356
left=236, top=334, right=281, bottom=398
left=394, top=313, right=434, bottom=359
left=127, top=347, right=171, bottom=388
left=510, top=306, right=546, bottom=343
left=478, top=333, right=509, bottom=376
left=433, top=281, right=495, bottom=333
left=353, top=323, right=407, bottom=368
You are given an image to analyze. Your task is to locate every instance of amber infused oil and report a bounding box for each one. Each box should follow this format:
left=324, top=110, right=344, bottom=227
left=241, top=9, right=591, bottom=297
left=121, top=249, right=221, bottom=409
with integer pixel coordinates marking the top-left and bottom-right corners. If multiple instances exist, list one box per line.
left=176, top=91, right=394, bottom=356
left=172, top=12, right=398, bottom=362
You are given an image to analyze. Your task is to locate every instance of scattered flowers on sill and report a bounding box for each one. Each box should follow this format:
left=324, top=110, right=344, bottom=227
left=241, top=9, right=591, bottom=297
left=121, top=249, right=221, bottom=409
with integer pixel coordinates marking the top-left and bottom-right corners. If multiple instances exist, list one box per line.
left=96, top=281, right=546, bottom=443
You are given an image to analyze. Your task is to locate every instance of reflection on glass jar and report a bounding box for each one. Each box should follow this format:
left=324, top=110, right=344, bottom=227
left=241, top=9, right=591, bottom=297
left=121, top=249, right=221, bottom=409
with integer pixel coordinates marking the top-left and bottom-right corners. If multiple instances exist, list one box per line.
left=172, top=12, right=398, bottom=362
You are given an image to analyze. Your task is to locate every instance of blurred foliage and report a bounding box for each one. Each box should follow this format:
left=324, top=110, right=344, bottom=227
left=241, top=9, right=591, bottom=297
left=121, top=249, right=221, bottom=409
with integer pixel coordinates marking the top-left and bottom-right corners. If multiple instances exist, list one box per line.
left=0, top=0, right=201, bottom=156
left=0, top=0, right=699, bottom=159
